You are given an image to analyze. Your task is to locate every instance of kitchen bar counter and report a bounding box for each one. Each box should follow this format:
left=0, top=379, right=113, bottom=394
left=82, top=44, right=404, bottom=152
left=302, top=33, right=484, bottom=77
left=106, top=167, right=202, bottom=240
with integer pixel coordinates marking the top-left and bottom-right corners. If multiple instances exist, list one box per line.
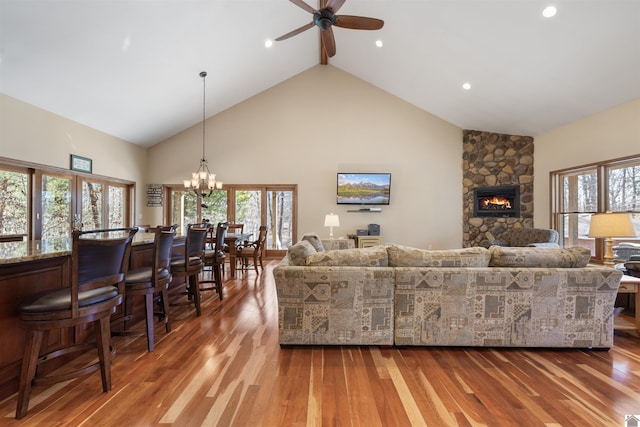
left=0, top=232, right=161, bottom=265
left=0, top=231, right=176, bottom=399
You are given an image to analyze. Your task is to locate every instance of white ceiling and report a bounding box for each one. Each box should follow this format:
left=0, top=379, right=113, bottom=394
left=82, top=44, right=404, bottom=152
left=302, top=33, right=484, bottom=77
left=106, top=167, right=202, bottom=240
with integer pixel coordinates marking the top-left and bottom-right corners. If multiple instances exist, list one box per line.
left=1, top=0, right=639, bottom=147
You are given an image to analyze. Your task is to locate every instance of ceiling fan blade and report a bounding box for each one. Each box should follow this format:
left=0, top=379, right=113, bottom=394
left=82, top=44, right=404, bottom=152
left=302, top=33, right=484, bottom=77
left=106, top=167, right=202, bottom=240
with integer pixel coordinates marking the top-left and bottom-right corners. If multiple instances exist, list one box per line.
left=334, top=15, right=384, bottom=30
left=325, top=0, right=346, bottom=14
left=290, top=0, right=316, bottom=14
left=275, top=22, right=315, bottom=41
left=321, top=27, right=336, bottom=57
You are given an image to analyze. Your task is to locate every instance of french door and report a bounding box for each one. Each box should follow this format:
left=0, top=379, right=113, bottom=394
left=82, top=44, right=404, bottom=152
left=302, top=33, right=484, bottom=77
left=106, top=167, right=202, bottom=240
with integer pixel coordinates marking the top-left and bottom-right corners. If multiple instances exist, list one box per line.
left=229, top=185, right=296, bottom=257
left=168, top=184, right=297, bottom=257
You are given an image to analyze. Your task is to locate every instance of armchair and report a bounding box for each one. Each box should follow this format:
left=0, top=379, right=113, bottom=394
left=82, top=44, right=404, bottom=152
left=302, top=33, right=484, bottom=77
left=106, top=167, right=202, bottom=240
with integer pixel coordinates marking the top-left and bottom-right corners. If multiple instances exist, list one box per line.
left=491, top=228, right=559, bottom=248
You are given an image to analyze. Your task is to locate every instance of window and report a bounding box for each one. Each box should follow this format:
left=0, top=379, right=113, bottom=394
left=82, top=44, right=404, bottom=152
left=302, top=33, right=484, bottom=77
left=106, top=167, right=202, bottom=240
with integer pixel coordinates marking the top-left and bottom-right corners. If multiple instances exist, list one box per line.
left=166, top=188, right=228, bottom=233
left=551, top=155, right=640, bottom=262
left=77, top=177, right=131, bottom=231
left=266, top=189, right=294, bottom=250
left=0, top=167, right=29, bottom=238
left=1, top=158, right=134, bottom=239
left=41, top=173, right=72, bottom=239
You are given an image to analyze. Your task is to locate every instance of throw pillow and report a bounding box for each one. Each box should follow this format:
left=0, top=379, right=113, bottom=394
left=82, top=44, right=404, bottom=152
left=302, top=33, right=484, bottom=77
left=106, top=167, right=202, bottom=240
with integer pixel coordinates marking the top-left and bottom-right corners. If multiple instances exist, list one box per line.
left=306, top=246, right=388, bottom=267
left=489, top=246, right=591, bottom=268
left=386, top=244, right=491, bottom=267
left=287, top=240, right=317, bottom=266
left=301, top=232, right=325, bottom=252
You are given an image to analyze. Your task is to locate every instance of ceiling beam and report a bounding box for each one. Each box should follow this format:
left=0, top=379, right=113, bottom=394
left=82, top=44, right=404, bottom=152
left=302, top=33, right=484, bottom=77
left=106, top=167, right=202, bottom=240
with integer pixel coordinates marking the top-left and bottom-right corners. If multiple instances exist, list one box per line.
left=320, top=0, right=328, bottom=65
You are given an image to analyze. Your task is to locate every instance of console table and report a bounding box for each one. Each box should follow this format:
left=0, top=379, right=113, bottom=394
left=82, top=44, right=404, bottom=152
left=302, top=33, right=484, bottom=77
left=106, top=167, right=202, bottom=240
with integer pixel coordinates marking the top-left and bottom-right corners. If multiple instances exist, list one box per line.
left=615, top=274, right=639, bottom=334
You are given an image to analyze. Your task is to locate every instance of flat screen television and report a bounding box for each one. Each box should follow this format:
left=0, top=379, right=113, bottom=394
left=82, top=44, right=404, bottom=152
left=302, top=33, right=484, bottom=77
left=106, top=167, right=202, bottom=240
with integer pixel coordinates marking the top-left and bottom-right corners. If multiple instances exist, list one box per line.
left=337, top=173, right=391, bottom=205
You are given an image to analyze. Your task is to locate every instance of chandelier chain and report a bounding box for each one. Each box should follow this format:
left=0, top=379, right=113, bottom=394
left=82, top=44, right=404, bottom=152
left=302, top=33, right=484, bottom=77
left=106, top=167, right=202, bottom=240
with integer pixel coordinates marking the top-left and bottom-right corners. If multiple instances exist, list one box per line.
left=183, top=70, right=222, bottom=198
left=201, top=71, right=206, bottom=161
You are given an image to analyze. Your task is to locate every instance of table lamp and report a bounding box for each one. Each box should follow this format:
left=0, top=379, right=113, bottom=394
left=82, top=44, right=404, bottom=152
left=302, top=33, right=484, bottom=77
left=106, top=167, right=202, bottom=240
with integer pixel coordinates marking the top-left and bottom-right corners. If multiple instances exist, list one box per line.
left=324, top=213, right=340, bottom=240
left=588, top=212, right=636, bottom=266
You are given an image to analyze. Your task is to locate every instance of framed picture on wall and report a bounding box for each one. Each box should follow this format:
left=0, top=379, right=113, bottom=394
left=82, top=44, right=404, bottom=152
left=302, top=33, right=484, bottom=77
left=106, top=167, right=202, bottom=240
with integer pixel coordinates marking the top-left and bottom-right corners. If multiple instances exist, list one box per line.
left=70, top=155, right=92, bottom=173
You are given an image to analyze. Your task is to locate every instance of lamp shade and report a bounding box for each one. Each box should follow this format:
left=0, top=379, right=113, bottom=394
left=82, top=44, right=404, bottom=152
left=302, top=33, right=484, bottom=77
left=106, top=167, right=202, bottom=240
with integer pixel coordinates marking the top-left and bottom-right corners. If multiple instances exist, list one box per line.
left=324, top=214, right=340, bottom=227
left=588, top=212, right=636, bottom=238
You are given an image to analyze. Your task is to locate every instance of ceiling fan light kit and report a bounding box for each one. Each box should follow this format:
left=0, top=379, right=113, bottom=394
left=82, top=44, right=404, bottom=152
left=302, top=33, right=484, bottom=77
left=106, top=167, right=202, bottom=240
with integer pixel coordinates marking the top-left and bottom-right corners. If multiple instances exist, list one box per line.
left=314, top=9, right=336, bottom=30
left=276, top=0, right=384, bottom=60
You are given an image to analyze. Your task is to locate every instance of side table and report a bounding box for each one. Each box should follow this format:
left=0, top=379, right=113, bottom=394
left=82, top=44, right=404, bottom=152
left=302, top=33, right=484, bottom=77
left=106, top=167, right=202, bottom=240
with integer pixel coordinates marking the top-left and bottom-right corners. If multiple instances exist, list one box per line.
left=615, top=274, right=640, bottom=334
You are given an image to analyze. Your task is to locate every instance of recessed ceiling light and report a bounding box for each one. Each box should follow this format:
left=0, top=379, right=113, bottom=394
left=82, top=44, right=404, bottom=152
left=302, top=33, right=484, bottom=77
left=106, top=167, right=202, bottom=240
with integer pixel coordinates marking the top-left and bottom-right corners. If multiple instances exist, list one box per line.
left=542, top=6, right=557, bottom=18
left=121, top=34, right=131, bottom=52
left=462, top=82, right=471, bottom=90
left=375, top=40, right=383, bottom=48
left=265, top=39, right=273, bottom=48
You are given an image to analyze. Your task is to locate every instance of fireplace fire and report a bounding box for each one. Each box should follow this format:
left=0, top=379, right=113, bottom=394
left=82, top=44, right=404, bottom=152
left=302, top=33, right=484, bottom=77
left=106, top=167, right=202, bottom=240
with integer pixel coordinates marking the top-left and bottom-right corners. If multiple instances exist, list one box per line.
left=480, top=196, right=512, bottom=210
left=473, top=186, right=520, bottom=217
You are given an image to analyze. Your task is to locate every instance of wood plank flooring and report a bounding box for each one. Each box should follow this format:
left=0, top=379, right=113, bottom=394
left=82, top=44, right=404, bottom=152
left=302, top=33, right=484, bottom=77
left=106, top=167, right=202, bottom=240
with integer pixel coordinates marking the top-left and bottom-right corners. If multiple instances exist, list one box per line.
left=1, top=260, right=640, bottom=426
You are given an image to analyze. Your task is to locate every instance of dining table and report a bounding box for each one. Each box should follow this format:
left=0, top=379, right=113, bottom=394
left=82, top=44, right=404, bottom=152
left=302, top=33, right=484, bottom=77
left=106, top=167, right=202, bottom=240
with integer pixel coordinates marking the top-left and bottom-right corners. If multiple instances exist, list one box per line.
left=211, top=232, right=253, bottom=277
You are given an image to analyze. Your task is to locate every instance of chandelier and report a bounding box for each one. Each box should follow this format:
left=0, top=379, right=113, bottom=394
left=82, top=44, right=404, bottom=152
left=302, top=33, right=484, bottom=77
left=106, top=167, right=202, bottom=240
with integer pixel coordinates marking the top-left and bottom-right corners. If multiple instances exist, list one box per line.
left=183, top=71, right=222, bottom=198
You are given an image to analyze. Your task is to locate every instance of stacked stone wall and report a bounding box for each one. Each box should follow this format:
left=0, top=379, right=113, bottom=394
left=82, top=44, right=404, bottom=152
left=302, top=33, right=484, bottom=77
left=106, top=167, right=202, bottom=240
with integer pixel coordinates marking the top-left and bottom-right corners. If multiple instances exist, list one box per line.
left=462, top=130, right=534, bottom=247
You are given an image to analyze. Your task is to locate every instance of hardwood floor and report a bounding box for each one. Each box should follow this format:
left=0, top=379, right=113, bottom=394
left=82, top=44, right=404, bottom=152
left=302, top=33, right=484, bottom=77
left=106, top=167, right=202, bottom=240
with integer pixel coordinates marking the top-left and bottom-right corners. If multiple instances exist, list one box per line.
left=2, top=260, right=640, bottom=426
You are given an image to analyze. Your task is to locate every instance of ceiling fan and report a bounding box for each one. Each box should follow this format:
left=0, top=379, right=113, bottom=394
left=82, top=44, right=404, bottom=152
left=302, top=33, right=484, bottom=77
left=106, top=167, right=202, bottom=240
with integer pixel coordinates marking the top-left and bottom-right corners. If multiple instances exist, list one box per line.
left=275, top=0, right=384, bottom=63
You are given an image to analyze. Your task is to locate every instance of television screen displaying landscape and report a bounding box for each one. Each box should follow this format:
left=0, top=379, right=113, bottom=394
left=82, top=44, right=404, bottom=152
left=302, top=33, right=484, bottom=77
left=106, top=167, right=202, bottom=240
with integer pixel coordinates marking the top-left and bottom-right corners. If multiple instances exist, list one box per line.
left=337, top=173, right=391, bottom=205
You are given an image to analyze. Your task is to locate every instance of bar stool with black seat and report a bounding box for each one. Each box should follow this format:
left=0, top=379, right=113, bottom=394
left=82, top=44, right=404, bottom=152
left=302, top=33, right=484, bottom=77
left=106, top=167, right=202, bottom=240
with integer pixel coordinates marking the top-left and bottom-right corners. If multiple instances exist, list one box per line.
left=201, top=222, right=227, bottom=300
left=15, top=227, right=137, bottom=419
left=116, top=226, right=175, bottom=352
left=236, top=225, right=267, bottom=274
left=169, top=223, right=207, bottom=316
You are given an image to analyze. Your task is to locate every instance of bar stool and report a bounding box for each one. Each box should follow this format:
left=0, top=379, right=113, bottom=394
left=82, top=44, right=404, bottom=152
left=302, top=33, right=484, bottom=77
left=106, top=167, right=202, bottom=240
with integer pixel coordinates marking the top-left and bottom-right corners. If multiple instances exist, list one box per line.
left=115, top=226, right=175, bottom=352
left=15, top=227, right=137, bottom=419
left=201, top=222, right=227, bottom=300
left=169, top=223, right=207, bottom=316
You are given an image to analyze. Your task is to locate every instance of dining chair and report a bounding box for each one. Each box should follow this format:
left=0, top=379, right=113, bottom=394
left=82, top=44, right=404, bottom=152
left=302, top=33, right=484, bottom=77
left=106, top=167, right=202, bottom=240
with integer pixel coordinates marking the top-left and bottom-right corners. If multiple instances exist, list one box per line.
left=169, top=223, right=208, bottom=316
left=116, top=226, right=176, bottom=352
left=15, top=227, right=137, bottom=419
left=236, top=225, right=267, bottom=273
left=227, top=223, right=244, bottom=234
left=201, top=222, right=227, bottom=300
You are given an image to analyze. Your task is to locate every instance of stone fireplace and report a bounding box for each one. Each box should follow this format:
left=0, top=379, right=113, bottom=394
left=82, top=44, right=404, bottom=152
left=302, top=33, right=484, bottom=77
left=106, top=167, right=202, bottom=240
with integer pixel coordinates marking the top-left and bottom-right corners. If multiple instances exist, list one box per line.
left=462, top=130, right=534, bottom=247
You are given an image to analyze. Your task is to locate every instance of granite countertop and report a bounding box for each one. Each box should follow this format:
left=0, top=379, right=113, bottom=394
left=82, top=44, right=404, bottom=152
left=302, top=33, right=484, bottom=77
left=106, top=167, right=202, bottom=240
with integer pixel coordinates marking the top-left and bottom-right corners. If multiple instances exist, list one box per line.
left=0, top=232, right=159, bottom=265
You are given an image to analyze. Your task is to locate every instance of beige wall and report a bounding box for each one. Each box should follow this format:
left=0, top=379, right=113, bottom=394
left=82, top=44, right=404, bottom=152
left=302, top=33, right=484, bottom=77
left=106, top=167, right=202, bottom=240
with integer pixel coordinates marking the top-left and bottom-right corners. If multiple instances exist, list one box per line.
left=0, top=93, right=149, bottom=223
left=534, top=98, right=640, bottom=227
left=149, top=65, right=463, bottom=248
left=8, top=67, right=633, bottom=248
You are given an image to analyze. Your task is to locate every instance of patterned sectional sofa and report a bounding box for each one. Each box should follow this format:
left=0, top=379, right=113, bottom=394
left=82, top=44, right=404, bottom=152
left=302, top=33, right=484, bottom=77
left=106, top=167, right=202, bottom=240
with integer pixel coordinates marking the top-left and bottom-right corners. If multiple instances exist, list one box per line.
left=273, top=234, right=623, bottom=349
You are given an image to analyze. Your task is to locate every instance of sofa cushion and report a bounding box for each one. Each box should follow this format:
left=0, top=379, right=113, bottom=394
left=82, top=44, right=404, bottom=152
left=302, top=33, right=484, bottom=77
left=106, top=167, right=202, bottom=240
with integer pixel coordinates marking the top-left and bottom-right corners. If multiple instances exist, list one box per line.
left=301, top=232, right=325, bottom=252
left=386, top=244, right=491, bottom=267
left=305, top=246, right=388, bottom=267
left=489, top=246, right=591, bottom=268
left=287, top=240, right=317, bottom=266
left=321, top=239, right=356, bottom=251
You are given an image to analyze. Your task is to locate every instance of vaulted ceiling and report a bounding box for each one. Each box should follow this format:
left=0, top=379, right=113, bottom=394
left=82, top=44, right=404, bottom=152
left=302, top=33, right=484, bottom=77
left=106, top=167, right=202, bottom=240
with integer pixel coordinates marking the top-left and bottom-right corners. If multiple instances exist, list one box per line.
left=1, top=0, right=638, bottom=147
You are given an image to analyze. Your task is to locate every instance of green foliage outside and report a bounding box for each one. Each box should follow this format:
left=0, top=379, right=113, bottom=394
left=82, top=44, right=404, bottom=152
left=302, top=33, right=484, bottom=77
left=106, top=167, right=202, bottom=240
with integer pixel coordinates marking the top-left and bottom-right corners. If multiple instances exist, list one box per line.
left=42, top=175, right=71, bottom=239
left=0, top=171, right=28, bottom=234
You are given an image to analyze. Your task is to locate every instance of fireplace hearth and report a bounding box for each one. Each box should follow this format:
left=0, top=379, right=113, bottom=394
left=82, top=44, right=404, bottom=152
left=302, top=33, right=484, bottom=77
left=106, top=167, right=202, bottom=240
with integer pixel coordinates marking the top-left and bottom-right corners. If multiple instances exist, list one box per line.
left=473, top=186, right=520, bottom=218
